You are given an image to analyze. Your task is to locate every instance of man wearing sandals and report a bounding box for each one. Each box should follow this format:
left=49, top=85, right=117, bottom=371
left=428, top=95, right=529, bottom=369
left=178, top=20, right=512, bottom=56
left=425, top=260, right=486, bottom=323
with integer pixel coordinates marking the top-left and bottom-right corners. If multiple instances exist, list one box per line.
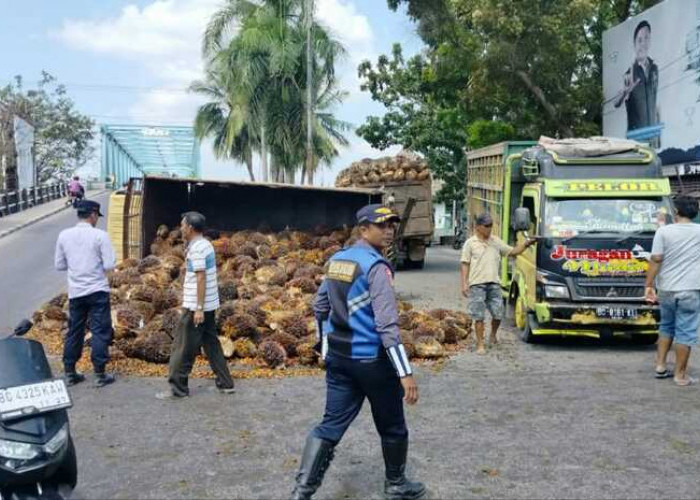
left=645, top=196, right=700, bottom=386
left=460, top=213, right=536, bottom=354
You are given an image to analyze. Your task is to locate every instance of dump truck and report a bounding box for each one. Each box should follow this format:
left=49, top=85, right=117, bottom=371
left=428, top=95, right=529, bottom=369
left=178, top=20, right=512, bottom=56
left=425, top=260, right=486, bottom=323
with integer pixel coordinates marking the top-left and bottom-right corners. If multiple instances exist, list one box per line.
left=108, top=177, right=380, bottom=260
left=336, top=154, right=434, bottom=269
left=466, top=137, right=673, bottom=343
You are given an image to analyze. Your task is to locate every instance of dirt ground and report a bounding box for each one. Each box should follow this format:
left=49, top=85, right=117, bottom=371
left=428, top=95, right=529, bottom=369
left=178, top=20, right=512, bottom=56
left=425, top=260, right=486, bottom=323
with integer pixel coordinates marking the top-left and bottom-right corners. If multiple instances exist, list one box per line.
left=64, top=247, right=700, bottom=499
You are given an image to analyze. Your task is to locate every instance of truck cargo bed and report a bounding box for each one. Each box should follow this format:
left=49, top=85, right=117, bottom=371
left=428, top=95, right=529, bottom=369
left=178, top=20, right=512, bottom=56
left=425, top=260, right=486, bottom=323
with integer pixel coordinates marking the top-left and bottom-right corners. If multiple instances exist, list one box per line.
left=361, top=180, right=433, bottom=238
left=123, top=177, right=380, bottom=259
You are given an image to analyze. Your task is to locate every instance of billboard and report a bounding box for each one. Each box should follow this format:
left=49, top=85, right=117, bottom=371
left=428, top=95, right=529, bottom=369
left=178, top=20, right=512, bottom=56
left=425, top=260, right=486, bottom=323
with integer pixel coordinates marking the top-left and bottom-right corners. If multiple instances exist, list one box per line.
left=13, top=116, right=34, bottom=190
left=603, top=0, right=700, bottom=165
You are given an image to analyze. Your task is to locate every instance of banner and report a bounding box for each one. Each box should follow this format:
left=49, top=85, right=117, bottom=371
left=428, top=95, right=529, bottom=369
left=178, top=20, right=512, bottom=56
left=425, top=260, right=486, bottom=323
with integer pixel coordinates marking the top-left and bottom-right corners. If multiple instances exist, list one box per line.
left=13, top=116, right=34, bottom=190
left=603, top=0, right=700, bottom=165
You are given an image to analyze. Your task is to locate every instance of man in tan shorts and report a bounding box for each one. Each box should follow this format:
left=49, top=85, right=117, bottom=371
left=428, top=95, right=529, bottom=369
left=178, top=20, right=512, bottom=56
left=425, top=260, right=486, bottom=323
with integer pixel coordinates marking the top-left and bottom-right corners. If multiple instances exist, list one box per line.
left=460, top=213, right=536, bottom=354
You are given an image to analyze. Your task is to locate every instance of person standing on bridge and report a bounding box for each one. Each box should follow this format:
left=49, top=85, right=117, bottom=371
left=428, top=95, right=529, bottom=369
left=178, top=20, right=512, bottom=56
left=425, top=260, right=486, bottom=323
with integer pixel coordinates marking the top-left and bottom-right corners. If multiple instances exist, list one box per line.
left=645, top=195, right=700, bottom=386
left=54, top=200, right=116, bottom=388
left=291, top=204, right=424, bottom=500
left=157, top=211, right=235, bottom=400
left=460, top=213, right=536, bottom=354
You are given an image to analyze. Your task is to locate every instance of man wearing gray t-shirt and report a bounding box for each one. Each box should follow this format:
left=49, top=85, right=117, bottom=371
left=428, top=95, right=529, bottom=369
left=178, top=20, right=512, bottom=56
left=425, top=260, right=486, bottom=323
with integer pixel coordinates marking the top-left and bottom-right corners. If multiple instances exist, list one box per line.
left=645, top=196, right=700, bottom=386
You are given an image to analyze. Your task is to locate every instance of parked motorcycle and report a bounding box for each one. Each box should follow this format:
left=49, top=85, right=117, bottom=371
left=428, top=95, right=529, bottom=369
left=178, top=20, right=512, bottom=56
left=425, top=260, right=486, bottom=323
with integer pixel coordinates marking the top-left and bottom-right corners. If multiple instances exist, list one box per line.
left=0, top=320, right=77, bottom=500
left=452, top=224, right=466, bottom=250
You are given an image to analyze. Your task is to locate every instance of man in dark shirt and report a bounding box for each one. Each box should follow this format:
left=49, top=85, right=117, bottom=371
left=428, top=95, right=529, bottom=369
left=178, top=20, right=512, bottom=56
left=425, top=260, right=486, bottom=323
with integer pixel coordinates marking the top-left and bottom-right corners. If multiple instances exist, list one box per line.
left=614, top=20, right=660, bottom=146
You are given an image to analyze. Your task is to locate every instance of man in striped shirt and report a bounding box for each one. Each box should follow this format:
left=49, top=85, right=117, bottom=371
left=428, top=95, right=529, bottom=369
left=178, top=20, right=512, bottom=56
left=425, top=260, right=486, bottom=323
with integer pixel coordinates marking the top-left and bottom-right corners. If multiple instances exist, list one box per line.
left=157, top=212, right=235, bottom=399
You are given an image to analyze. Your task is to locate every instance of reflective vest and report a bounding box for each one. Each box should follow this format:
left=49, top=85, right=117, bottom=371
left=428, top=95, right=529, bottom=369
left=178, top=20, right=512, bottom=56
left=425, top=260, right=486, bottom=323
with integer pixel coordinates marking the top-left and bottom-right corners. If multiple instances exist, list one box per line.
left=322, top=244, right=392, bottom=359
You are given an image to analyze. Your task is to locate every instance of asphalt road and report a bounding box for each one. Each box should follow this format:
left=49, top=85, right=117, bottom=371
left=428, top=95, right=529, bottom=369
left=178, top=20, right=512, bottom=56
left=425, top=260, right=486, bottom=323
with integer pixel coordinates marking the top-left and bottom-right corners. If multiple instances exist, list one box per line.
left=63, top=247, right=700, bottom=500
left=0, top=192, right=110, bottom=334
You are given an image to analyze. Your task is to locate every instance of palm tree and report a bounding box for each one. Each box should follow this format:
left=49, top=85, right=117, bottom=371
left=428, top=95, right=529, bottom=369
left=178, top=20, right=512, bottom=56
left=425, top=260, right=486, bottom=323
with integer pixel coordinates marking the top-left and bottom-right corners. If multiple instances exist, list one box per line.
left=190, top=60, right=257, bottom=181
left=200, top=0, right=349, bottom=184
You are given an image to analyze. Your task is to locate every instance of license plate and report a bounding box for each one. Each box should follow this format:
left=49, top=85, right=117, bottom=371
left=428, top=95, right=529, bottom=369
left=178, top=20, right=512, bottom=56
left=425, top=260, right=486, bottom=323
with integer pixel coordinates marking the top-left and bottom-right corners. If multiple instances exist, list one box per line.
left=595, top=307, right=638, bottom=319
left=0, top=380, right=72, bottom=421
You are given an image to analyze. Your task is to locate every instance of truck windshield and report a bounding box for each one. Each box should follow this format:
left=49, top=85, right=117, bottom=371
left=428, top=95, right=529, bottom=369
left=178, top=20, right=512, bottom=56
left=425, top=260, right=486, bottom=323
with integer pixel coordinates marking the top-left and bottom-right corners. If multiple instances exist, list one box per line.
left=544, top=198, right=672, bottom=238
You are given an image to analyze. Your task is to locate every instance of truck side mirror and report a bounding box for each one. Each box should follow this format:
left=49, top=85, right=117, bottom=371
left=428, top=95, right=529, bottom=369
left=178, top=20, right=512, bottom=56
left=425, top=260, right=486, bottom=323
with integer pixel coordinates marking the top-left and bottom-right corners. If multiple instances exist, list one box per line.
left=513, top=207, right=531, bottom=232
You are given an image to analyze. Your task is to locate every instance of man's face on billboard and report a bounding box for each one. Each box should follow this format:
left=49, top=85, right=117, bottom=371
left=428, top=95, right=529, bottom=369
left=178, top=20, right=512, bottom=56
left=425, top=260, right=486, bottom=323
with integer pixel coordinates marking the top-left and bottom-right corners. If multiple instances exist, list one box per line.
left=634, top=26, right=651, bottom=61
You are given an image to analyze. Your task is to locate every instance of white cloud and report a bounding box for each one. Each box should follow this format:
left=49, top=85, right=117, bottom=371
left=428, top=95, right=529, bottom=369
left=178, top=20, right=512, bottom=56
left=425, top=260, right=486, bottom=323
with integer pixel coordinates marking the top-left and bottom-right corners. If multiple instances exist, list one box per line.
left=54, top=0, right=219, bottom=59
left=53, top=0, right=383, bottom=181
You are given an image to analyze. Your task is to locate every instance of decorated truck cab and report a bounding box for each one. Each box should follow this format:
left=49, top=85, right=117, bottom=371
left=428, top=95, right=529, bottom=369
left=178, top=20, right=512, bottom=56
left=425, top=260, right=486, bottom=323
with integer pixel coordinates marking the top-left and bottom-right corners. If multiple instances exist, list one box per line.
left=466, top=138, right=673, bottom=342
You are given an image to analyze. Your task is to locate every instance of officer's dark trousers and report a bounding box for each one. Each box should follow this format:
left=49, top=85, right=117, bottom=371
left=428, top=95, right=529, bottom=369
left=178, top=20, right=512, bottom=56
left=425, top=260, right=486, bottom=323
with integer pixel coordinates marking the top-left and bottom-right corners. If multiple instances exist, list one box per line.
left=167, top=310, right=234, bottom=397
left=64, top=291, right=112, bottom=373
left=312, top=354, right=408, bottom=444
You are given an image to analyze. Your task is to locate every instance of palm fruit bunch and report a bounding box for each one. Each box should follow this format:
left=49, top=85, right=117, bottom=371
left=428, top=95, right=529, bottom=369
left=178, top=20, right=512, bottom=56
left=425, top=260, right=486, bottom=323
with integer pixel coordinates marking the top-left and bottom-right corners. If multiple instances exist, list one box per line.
left=335, top=151, right=430, bottom=188
left=28, top=224, right=472, bottom=376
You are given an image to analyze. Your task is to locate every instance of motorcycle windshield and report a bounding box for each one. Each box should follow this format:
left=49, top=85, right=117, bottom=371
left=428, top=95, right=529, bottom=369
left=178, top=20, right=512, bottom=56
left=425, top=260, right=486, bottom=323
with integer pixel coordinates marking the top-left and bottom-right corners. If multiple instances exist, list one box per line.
left=0, top=338, right=53, bottom=389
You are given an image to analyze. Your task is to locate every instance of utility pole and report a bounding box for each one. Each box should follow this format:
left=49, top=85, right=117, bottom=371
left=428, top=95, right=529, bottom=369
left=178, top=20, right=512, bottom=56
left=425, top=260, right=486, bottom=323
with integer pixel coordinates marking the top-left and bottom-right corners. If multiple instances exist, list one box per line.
left=304, top=0, right=314, bottom=185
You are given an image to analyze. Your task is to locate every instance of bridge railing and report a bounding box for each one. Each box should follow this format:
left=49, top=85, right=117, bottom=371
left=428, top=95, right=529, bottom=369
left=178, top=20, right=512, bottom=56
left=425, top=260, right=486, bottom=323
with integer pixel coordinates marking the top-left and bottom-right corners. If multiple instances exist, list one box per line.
left=0, top=183, right=68, bottom=217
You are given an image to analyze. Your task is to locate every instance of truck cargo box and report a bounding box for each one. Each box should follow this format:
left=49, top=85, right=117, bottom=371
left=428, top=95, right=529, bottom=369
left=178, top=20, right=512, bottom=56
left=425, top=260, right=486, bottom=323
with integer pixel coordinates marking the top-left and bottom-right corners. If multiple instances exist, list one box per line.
left=466, top=141, right=535, bottom=239
left=119, top=177, right=380, bottom=260
left=358, top=180, right=433, bottom=238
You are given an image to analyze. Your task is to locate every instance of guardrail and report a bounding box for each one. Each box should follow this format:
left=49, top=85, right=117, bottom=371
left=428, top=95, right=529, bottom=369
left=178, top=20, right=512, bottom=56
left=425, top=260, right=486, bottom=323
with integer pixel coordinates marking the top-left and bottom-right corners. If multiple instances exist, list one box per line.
left=0, top=183, right=68, bottom=217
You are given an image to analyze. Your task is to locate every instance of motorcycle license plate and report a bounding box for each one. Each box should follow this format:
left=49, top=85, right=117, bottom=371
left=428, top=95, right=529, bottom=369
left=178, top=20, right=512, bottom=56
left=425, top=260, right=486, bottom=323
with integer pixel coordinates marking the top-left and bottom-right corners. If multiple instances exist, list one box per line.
left=0, top=379, right=72, bottom=421
left=595, top=307, right=638, bottom=320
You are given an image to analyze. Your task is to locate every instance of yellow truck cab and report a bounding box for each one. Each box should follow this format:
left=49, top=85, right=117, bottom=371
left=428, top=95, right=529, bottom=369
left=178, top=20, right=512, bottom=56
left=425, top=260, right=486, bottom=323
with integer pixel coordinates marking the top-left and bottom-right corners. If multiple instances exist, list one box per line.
left=467, top=138, right=673, bottom=343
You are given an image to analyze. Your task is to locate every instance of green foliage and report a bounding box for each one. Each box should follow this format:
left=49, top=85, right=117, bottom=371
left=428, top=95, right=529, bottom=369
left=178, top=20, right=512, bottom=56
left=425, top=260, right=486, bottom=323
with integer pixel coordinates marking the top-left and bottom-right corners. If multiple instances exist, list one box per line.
left=466, top=120, right=516, bottom=150
left=196, top=0, right=350, bottom=184
left=359, top=0, right=663, bottom=204
left=0, top=72, right=95, bottom=186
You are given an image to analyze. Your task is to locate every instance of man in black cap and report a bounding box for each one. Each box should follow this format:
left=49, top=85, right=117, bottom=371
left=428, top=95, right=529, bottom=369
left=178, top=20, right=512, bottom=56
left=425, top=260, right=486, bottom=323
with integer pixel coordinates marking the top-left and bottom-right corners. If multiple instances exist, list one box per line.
left=291, top=204, right=425, bottom=500
left=55, top=200, right=116, bottom=387
left=460, top=212, right=536, bottom=353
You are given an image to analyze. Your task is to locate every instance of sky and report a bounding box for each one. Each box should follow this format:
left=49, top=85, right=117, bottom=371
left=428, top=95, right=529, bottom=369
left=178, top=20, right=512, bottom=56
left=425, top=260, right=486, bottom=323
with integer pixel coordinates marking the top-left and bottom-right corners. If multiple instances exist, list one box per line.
left=0, top=0, right=424, bottom=186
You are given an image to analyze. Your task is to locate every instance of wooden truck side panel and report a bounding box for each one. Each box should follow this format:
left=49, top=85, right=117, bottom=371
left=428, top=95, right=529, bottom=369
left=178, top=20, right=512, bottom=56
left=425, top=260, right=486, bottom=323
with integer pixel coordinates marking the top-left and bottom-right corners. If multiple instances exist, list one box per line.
left=360, top=180, right=434, bottom=239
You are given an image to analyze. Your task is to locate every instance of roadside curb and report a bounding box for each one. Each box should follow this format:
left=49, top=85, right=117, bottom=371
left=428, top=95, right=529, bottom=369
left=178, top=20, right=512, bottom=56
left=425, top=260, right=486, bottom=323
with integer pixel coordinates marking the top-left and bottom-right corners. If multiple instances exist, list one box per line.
left=0, top=190, right=108, bottom=240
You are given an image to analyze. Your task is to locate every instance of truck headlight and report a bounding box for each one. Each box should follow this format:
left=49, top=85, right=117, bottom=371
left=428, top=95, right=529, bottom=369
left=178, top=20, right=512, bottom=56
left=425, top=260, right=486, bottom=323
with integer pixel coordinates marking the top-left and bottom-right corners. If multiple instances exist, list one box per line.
left=544, top=285, right=570, bottom=299
left=0, top=439, right=40, bottom=461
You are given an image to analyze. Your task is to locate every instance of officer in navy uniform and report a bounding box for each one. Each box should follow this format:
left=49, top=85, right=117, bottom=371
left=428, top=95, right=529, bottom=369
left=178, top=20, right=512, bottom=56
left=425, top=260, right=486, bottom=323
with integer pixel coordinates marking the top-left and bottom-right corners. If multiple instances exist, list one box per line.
left=291, top=204, right=425, bottom=500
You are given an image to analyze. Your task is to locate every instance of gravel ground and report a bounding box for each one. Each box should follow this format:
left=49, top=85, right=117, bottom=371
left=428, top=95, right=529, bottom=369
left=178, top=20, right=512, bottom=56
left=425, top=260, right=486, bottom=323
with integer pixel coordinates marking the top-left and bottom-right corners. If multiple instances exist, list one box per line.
left=62, top=247, right=700, bottom=499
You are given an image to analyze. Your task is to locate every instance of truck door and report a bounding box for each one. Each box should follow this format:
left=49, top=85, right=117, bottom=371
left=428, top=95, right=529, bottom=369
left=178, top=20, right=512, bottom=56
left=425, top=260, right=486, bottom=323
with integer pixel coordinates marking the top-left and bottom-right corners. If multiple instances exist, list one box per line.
left=516, top=185, right=540, bottom=307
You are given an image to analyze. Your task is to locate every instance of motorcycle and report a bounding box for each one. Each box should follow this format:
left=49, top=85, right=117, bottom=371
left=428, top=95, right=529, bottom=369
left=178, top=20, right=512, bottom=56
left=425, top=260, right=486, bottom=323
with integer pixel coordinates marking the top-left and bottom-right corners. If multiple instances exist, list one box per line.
left=67, top=190, right=84, bottom=210
left=452, top=224, right=466, bottom=250
left=0, top=320, right=77, bottom=500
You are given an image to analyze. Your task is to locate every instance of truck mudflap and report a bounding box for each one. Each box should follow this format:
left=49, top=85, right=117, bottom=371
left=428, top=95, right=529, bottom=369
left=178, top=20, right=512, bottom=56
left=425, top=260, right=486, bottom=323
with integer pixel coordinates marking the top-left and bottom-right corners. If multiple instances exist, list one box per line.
left=530, top=301, right=660, bottom=337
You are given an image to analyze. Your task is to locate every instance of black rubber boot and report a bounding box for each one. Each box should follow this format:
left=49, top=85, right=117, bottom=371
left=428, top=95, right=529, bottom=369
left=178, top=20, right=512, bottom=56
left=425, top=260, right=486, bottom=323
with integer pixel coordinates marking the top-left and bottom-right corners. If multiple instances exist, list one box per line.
left=94, top=372, right=116, bottom=388
left=65, top=371, right=86, bottom=387
left=291, top=435, right=335, bottom=500
left=382, top=438, right=426, bottom=500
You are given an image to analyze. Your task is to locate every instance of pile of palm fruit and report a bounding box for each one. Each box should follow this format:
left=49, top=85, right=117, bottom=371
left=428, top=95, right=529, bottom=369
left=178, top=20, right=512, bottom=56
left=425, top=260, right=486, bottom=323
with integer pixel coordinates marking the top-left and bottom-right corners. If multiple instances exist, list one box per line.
left=335, top=152, right=430, bottom=188
left=28, top=225, right=471, bottom=378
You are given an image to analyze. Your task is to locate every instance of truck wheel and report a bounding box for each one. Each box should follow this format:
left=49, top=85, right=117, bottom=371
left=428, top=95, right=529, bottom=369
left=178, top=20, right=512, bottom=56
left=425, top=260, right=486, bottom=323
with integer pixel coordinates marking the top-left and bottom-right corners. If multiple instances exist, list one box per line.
left=632, top=334, right=659, bottom=345
left=408, top=259, right=425, bottom=270
left=514, top=295, right=527, bottom=330
left=521, top=312, right=537, bottom=344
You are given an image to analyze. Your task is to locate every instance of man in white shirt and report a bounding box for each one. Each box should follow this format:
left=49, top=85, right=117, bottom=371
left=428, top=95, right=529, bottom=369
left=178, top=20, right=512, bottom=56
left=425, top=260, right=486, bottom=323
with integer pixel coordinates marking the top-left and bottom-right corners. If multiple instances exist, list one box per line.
left=157, top=211, right=235, bottom=399
left=645, top=196, right=700, bottom=386
left=55, top=200, right=116, bottom=388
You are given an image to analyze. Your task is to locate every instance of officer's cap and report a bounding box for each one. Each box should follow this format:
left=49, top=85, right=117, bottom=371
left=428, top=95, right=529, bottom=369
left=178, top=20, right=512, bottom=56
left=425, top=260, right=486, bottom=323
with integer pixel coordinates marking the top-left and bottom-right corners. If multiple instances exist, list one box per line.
left=356, top=204, right=400, bottom=225
left=76, top=200, right=104, bottom=217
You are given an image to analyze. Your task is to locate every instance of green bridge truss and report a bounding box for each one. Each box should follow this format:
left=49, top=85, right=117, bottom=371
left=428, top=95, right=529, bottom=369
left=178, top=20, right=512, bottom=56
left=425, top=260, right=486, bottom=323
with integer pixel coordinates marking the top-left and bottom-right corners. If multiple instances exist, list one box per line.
left=100, top=124, right=200, bottom=187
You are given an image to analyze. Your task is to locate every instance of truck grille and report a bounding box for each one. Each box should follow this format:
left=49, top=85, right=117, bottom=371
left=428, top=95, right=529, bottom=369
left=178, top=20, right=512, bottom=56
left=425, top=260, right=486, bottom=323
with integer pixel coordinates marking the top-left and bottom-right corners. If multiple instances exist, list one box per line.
left=574, top=281, right=644, bottom=299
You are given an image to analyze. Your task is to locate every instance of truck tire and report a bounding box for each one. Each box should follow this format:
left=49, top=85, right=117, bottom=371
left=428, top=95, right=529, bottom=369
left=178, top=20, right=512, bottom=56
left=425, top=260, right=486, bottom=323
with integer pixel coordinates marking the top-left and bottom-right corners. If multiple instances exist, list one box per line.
left=632, top=334, right=659, bottom=345
left=521, top=312, right=537, bottom=344
left=408, top=258, right=425, bottom=270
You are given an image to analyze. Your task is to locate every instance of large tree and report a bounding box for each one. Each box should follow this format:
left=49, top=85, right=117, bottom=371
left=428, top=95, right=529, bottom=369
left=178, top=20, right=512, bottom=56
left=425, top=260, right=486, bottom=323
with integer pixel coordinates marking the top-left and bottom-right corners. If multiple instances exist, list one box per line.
left=0, top=73, right=94, bottom=189
left=358, top=0, right=662, bottom=204
left=197, top=0, right=349, bottom=184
